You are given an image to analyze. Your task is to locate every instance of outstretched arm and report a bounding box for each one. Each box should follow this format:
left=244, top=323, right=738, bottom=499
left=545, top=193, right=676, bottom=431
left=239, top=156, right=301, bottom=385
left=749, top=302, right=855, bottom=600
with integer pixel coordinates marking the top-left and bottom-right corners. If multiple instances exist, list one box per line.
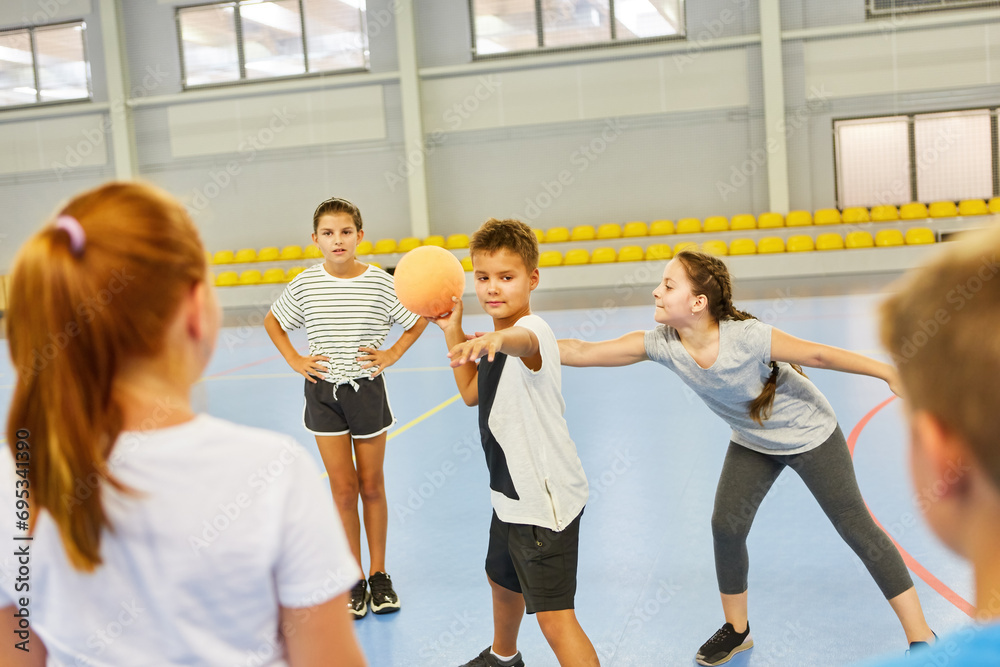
left=770, top=328, right=900, bottom=394
left=558, top=331, right=649, bottom=367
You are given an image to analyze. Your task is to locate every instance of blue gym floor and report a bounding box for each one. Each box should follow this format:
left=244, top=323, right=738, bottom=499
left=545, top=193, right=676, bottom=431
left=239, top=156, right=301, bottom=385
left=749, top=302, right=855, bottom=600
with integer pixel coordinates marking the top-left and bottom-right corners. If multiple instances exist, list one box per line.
left=0, top=289, right=974, bottom=666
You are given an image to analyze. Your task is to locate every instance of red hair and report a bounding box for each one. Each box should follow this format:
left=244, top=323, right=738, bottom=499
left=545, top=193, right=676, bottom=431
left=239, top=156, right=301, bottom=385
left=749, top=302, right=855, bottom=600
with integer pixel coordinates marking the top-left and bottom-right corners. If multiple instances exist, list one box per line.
left=5, top=182, right=206, bottom=571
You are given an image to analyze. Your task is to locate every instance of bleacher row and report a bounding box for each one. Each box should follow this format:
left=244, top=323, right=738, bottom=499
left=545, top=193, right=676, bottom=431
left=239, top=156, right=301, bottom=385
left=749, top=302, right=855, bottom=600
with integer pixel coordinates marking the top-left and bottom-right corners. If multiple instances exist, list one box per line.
left=209, top=198, right=1000, bottom=287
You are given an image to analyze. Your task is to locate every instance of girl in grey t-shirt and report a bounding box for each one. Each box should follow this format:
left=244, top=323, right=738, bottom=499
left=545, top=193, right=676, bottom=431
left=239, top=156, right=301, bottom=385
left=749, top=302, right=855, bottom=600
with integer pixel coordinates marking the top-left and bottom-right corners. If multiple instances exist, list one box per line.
left=559, top=250, right=936, bottom=666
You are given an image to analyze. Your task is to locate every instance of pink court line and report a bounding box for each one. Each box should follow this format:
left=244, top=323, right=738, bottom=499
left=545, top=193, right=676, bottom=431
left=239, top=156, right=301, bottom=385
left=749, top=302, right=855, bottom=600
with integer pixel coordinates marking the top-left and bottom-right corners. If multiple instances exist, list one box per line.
left=199, top=354, right=284, bottom=381
left=848, top=396, right=976, bottom=618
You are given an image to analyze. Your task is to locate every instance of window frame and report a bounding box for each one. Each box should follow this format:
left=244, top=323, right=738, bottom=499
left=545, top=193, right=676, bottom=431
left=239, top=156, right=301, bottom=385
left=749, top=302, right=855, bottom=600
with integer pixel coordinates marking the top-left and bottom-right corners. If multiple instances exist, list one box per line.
left=0, top=20, right=92, bottom=111
left=866, top=0, right=1000, bottom=18
left=175, top=0, right=369, bottom=91
left=467, top=0, right=687, bottom=61
left=833, top=107, right=1000, bottom=209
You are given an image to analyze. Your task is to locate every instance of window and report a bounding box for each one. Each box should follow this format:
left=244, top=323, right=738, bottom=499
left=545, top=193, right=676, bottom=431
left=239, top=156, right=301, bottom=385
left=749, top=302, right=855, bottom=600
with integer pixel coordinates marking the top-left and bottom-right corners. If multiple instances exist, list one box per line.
left=470, top=0, right=685, bottom=58
left=834, top=109, right=998, bottom=208
left=0, top=22, right=91, bottom=108
left=867, top=0, right=1000, bottom=17
left=177, top=0, right=368, bottom=89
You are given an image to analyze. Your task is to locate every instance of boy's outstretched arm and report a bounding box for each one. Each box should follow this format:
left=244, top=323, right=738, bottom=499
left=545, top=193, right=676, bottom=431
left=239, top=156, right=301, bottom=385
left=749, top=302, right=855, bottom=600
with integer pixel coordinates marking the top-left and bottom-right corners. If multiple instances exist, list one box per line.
left=264, top=310, right=330, bottom=384
left=428, top=298, right=479, bottom=406
left=558, top=331, right=649, bottom=367
left=358, top=317, right=428, bottom=377
left=770, top=328, right=900, bottom=394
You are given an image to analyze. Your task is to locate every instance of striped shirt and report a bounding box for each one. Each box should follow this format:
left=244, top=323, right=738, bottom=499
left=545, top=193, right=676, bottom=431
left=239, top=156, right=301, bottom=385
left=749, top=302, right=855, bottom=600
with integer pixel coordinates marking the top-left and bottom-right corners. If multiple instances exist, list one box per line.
left=270, top=264, right=421, bottom=386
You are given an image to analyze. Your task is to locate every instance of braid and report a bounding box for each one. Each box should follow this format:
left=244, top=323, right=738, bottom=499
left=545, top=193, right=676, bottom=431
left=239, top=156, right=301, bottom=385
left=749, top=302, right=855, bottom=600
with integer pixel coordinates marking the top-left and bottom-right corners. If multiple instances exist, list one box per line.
left=674, top=249, right=805, bottom=427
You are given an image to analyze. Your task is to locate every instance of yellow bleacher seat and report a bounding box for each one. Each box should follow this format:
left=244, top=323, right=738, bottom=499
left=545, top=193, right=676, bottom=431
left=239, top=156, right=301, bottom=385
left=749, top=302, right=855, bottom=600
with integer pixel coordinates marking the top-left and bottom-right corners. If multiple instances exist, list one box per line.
left=373, top=239, right=398, bottom=254
left=729, top=238, right=756, bottom=255
left=446, top=233, right=470, bottom=249
left=545, top=227, right=570, bottom=243
left=870, top=205, right=898, bottom=222
left=842, top=207, right=870, bottom=224
left=287, top=266, right=307, bottom=280
left=539, top=250, right=563, bottom=267
left=989, top=197, right=1000, bottom=214
left=899, top=203, right=928, bottom=220
left=398, top=237, right=421, bottom=252
left=816, top=233, right=844, bottom=251
left=617, top=246, right=644, bottom=262
left=304, top=245, right=323, bottom=259
left=730, top=214, right=756, bottom=231
left=958, top=199, right=988, bottom=216
left=369, top=262, right=382, bottom=269
left=262, top=268, right=286, bottom=284
left=597, top=223, right=622, bottom=239
left=532, top=229, right=545, bottom=243
left=845, top=231, right=874, bottom=249
left=928, top=201, right=957, bottom=218
left=623, top=221, right=648, bottom=237
left=758, top=212, right=784, bottom=229
left=875, top=229, right=904, bottom=247
left=787, top=235, right=815, bottom=252
left=814, top=209, right=841, bottom=226
left=564, top=249, right=590, bottom=265
left=702, top=240, right=728, bottom=256
left=757, top=237, right=785, bottom=254
left=258, top=247, right=279, bottom=262
left=357, top=240, right=374, bottom=255
left=215, top=271, right=238, bottom=287
left=674, top=241, right=697, bottom=254
left=591, top=247, right=616, bottom=264
left=235, top=248, right=257, bottom=263
left=280, top=245, right=303, bottom=260
left=212, top=250, right=235, bottom=264
left=786, top=210, right=812, bottom=227
left=238, top=270, right=262, bottom=285
left=461, top=256, right=473, bottom=272
left=645, top=244, right=672, bottom=260
left=905, top=227, right=935, bottom=245
left=423, top=235, right=445, bottom=247
left=649, top=220, right=675, bottom=236
left=571, top=225, right=596, bottom=242
left=703, top=216, right=729, bottom=233
left=676, top=218, right=702, bottom=234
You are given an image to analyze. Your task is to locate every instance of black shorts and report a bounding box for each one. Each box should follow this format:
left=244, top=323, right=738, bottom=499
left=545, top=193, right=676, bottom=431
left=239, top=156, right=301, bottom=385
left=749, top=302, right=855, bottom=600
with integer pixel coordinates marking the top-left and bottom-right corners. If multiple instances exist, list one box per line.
left=485, top=509, right=583, bottom=614
left=302, top=375, right=395, bottom=438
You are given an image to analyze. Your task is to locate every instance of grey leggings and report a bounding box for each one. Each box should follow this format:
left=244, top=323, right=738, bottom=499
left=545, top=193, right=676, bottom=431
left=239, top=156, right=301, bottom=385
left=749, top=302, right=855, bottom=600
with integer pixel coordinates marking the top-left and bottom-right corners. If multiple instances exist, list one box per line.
left=712, top=426, right=914, bottom=598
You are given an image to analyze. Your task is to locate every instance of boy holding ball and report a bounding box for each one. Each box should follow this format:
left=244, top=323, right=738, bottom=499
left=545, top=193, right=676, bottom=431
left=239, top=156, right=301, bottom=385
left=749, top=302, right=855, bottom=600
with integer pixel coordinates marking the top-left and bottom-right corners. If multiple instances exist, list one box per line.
left=429, top=218, right=599, bottom=667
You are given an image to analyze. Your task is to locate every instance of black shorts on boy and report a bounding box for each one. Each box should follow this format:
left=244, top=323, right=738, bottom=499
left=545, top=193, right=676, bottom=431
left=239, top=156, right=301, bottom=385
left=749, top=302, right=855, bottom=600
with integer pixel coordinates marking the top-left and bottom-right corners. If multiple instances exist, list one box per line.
left=486, top=509, right=583, bottom=614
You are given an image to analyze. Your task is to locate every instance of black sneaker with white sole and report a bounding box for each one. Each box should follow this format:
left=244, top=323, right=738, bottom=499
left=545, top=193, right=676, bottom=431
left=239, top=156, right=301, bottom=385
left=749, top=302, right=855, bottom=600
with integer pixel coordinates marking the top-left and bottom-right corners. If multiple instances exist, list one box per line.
left=348, top=578, right=368, bottom=620
left=696, top=622, right=753, bottom=665
left=458, top=646, right=524, bottom=667
left=368, top=571, right=401, bottom=614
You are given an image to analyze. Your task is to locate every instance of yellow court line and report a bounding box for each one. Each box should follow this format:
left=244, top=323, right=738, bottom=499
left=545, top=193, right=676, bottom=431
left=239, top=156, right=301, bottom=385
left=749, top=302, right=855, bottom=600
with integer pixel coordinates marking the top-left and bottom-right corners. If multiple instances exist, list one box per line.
left=318, top=392, right=463, bottom=478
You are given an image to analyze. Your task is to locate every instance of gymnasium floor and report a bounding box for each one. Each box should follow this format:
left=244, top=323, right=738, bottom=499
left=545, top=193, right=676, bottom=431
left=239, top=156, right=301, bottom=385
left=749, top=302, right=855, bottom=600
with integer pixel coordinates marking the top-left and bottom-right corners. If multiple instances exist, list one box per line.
left=0, top=283, right=974, bottom=666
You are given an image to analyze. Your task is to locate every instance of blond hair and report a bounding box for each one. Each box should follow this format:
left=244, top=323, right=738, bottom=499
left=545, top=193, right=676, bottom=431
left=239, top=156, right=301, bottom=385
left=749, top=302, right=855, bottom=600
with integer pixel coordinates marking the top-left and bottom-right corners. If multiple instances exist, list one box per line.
left=880, top=225, right=1000, bottom=489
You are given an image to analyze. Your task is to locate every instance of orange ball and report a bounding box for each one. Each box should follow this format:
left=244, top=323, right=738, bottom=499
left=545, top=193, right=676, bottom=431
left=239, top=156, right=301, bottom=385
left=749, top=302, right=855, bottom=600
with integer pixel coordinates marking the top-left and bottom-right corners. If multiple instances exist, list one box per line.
left=392, top=246, right=466, bottom=318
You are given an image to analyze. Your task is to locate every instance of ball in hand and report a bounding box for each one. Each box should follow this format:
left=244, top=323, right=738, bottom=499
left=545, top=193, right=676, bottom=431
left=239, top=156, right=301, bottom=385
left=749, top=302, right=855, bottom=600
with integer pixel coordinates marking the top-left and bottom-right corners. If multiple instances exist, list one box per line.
left=392, top=245, right=466, bottom=318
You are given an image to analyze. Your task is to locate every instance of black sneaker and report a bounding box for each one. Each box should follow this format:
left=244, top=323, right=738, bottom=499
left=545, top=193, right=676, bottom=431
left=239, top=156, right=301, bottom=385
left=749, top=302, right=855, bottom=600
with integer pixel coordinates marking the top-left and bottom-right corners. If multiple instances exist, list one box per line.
left=348, top=579, right=368, bottom=620
left=458, top=646, right=524, bottom=667
left=368, top=571, right=401, bottom=614
left=696, top=622, right=753, bottom=665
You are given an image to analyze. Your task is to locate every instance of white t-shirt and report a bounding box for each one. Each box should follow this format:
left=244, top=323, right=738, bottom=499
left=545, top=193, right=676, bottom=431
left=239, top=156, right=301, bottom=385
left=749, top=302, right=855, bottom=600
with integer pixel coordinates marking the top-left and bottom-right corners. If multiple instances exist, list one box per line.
left=270, top=264, right=421, bottom=387
left=0, top=415, right=360, bottom=666
left=476, top=314, right=589, bottom=531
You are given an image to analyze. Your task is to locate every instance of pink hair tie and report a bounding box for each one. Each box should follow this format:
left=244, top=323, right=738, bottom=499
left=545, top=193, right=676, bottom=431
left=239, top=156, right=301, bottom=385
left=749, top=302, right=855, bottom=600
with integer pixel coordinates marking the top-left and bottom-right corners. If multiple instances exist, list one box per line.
left=55, top=215, right=86, bottom=256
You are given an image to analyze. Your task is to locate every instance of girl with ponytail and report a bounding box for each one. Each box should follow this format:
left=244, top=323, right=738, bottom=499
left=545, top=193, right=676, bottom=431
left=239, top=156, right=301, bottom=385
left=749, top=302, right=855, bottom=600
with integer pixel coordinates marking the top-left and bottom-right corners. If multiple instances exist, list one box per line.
left=558, top=249, right=934, bottom=666
left=0, top=182, right=366, bottom=667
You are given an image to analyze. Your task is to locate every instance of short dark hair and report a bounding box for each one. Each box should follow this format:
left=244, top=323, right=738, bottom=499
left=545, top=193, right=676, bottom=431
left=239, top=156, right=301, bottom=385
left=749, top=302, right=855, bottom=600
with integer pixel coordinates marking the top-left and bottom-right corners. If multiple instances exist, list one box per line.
left=312, top=197, right=362, bottom=233
left=469, top=218, right=539, bottom=272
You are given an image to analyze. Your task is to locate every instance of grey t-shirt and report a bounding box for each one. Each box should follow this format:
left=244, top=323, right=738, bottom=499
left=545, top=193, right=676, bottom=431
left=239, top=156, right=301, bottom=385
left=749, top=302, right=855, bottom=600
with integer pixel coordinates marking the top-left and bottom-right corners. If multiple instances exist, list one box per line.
left=644, top=319, right=838, bottom=454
